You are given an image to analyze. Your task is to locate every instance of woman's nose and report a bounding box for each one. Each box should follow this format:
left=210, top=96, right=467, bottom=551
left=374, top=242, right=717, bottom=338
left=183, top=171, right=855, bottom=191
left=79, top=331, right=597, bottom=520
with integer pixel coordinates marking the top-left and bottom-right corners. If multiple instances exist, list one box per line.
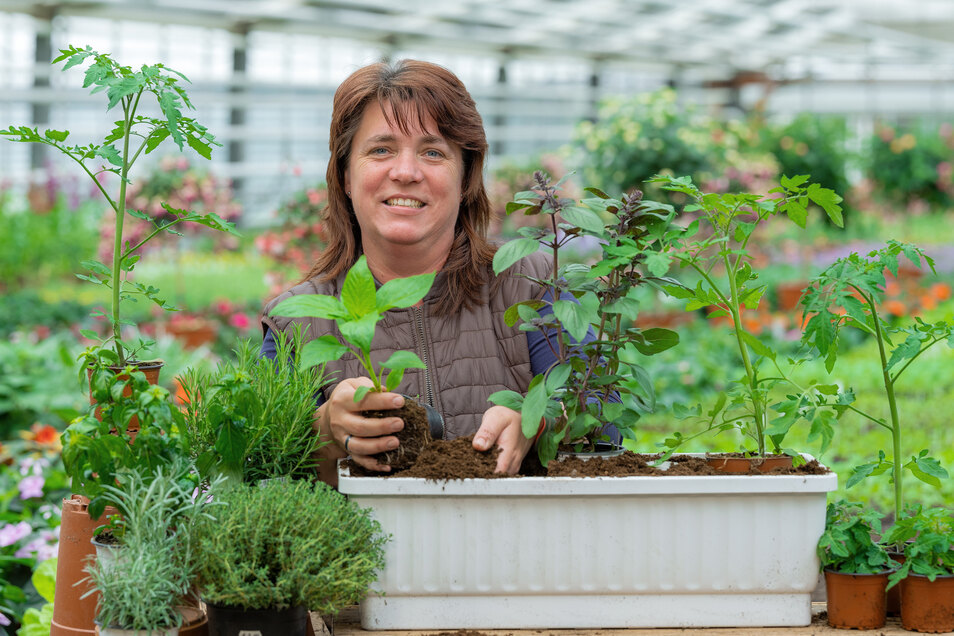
left=389, top=151, right=423, bottom=183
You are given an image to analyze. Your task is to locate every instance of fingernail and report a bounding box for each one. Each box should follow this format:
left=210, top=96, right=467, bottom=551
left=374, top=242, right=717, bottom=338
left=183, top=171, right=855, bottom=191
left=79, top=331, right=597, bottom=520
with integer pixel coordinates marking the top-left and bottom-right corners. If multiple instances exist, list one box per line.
left=393, top=395, right=403, bottom=407
left=474, top=437, right=487, bottom=450
left=387, top=438, right=399, bottom=449
left=391, top=419, right=403, bottom=432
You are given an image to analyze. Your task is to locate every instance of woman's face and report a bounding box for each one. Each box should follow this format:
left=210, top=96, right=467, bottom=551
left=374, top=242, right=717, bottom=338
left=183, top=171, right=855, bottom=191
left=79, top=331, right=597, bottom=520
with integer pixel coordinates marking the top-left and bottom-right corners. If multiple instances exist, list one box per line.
left=344, top=101, right=464, bottom=257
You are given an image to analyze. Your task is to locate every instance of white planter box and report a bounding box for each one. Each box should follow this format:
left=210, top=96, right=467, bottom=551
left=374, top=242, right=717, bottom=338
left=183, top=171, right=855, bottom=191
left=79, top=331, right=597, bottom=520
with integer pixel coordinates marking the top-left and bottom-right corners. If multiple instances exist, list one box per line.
left=338, top=457, right=837, bottom=630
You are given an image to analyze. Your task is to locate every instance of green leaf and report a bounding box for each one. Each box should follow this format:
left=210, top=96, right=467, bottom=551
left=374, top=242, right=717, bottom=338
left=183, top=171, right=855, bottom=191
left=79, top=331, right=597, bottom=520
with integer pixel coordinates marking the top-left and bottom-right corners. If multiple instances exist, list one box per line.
left=807, top=183, right=844, bottom=228
left=32, top=558, right=57, bottom=603
left=907, top=454, right=949, bottom=488
left=886, top=332, right=923, bottom=372
left=215, top=419, right=247, bottom=471
left=553, top=299, right=592, bottom=343
left=186, top=132, right=212, bottom=159
left=384, top=367, right=405, bottom=392
left=157, top=89, right=185, bottom=148
left=560, top=205, right=605, bottom=235
left=740, top=330, right=776, bottom=360
left=341, top=256, right=377, bottom=318
left=807, top=410, right=835, bottom=455
left=339, top=312, right=378, bottom=356
left=144, top=127, right=170, bottom=154
left=645, top=252, right=672, bottom=277
left=503, top=300, right=546, bottom=327
left=353, top=385, right=372, bottom=403
left=782, top=197, right=808, bottom=227
left=633, top=328, right=679, bottom=355
left=299, top=335, right=349, bottom=367
left=521, top=376, right=549, bottom=438
left=270, top=294, right=347, bottom=320
left=43, top=128, right=69, bottom=142
left=780, top=174, right=810, bottom=190
left=544, top=363, right=572, bottom=394
left=492, top=238, right=540, bottom=275
left=381, top=350, right=426, bottom=370
left=376, top=272, right=435, bottom=312
left=94, top=144, right=122, bottom=167
left=488, top=389, right=524, bottom=411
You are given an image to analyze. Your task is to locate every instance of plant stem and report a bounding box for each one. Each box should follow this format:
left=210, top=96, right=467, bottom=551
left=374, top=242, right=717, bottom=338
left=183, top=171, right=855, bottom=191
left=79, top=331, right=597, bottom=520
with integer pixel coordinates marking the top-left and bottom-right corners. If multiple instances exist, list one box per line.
left=867, top=291, right=903, bottom=518
left=548, top=214, right=566, bottom=362
left=112, top=94, right=140, bottom=365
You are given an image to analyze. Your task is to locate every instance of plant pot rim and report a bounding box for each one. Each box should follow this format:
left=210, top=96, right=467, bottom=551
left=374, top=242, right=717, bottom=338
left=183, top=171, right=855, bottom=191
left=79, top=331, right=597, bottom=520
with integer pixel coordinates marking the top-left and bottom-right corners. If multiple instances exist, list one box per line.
left=824, top=566, right=897, bottom=576
left=904, top=571, right=954, bottom=581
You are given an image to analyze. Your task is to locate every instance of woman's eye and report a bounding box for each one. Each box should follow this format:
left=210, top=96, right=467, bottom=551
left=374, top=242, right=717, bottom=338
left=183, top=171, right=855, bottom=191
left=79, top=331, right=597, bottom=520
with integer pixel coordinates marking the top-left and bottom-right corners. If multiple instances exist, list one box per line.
left=370, top=147, right=389, bottom=155
left=424, top=149, right=444, bottom=159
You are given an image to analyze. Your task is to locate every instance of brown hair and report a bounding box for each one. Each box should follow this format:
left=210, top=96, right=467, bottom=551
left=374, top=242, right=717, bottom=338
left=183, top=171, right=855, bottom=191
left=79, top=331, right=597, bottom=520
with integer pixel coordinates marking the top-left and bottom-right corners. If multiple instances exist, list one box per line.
left=304, top=59, right=496, bottom=316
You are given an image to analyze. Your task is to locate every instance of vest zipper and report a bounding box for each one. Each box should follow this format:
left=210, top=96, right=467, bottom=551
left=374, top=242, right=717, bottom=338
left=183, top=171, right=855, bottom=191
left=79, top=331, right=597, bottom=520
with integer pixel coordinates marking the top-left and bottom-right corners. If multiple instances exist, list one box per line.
left=412, top=305, right=440, bottom=435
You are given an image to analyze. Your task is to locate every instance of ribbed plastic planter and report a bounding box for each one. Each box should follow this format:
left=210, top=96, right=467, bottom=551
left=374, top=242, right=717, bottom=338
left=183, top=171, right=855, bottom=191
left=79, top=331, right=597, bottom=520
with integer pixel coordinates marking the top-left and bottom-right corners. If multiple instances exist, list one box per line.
left=339, top=456, right=837, bottom=630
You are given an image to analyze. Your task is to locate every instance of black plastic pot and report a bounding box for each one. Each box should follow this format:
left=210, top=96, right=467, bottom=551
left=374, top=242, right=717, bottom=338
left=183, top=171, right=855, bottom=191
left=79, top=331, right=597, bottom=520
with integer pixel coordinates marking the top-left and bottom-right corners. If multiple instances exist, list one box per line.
left=206, top=603, right=308, bottom=636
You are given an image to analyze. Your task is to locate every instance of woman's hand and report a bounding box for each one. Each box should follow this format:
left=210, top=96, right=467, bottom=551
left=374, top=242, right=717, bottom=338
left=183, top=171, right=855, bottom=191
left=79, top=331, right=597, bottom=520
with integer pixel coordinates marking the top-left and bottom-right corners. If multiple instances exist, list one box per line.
left=473, top=405, right=534, bottom=474
left=315, top=377, right=405, bottom=473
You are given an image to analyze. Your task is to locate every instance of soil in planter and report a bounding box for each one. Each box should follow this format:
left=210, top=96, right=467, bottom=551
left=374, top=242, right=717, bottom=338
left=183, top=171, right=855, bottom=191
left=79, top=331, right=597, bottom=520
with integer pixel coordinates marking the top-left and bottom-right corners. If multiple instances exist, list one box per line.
left=399, top=436, right=505, bottom=480
left=361, top=399, right=431, bottom=470
left=547, top=452, right=664, bottom=477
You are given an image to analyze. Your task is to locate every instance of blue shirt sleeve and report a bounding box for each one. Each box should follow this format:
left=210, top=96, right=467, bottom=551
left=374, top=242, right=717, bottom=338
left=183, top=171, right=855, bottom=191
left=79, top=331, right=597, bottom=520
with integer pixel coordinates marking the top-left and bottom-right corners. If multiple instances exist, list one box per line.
left=526, top=289, right=621, bottom=445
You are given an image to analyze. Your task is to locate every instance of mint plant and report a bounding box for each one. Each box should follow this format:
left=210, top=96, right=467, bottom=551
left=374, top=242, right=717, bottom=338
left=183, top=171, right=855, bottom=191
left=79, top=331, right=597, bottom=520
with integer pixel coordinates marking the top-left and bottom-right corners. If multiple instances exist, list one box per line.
left=817, top=500, right=892, bottom=574
left=269, top=255, right=434, bottom=403
left=489, top=172, right=680, bottom=465
left=652, top=174, right=849, bottom=459
left=1, top=45, right=238, bottom=367
left=800, top=240, right=951, bottom=519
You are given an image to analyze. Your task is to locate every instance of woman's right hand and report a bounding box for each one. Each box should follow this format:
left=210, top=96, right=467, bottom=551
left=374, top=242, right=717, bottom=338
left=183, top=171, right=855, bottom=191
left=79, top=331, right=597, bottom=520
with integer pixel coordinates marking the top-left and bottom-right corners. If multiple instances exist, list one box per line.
left=316, top=377, right=406, bottom=473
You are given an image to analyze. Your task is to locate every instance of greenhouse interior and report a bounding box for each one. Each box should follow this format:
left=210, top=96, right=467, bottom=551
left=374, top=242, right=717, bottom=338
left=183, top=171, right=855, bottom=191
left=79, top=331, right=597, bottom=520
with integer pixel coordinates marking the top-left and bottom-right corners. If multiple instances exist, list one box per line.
left=1, top=0, right=954, bottom=634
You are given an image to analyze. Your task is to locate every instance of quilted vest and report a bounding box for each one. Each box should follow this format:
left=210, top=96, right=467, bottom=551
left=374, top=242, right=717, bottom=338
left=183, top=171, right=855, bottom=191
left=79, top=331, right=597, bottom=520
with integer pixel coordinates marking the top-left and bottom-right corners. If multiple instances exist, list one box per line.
left=261, top=251, right=552, bottom=440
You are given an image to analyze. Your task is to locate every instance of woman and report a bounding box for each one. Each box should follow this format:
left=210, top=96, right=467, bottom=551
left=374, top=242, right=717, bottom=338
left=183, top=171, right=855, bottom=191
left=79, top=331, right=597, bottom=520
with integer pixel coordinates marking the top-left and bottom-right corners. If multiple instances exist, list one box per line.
left=262, top=60, right=556, bottom=485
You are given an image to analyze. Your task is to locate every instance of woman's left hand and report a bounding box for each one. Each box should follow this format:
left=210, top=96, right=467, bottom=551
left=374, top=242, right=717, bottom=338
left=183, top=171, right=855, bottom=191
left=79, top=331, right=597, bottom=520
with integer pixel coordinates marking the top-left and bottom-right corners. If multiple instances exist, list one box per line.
left=473, top=405, right=534, bottom=474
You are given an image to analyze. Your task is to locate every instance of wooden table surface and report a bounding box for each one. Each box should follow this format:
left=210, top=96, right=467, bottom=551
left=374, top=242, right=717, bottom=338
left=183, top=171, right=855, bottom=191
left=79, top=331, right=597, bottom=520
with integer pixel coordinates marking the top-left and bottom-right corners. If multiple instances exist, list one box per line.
left=312, top=603, right=925, bottom=636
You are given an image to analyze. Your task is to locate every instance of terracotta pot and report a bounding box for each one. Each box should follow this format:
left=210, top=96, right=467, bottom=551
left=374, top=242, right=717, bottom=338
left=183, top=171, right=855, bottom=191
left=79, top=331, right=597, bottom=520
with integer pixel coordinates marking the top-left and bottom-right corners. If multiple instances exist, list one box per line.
left=900, top=573, right=954, bottom=633
left=178, top=606, right=209, bottom=636
left=51, top=496, right=119, bottom=636
left=824, top=568, right=890, bottom=630
left=87, top=361, right=163, bottom=436
left=705, top=454, right=793, bottom=474
left=167, top=320, right=218, bottom=349
left=775, top=281, right=808, bottom=311
left=886, top=550, right=906, bottom=617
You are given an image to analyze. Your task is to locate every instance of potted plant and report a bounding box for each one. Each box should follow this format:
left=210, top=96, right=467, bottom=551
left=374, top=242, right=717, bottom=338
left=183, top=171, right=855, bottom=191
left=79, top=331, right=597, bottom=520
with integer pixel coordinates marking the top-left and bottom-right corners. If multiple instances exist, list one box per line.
left=1, top=45, right=238, bottom=371
left=487, top=171, right=680, bottom=464
left=800, top=240, right=951, bottom=520
left=336, top=178, right=838, bottom=631
left=3, top=46, right=238, bottom=635
left=178, top=329, right=330, bottom=483
left=268, top=255, right=441, bottom=469
left=649, top=174, right=848, bottom=470
left=816, top=500, right=894, bottom=629
left=191, top=479, right=388, bottom=635
left=882, top=505, right=954, bottom=633
left=82, top=461, right=222, bottom=636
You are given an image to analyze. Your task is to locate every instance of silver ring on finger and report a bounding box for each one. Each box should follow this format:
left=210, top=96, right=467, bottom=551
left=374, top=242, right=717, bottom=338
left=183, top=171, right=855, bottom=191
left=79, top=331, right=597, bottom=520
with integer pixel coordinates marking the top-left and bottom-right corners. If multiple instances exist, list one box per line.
left=344, top=434, right=353, bottom=453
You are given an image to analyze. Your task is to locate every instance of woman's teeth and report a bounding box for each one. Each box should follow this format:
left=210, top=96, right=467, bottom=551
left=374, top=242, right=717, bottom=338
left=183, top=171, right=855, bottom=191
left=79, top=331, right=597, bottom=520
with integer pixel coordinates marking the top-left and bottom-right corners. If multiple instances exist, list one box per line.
left=386, top=198, right=423, bottom=208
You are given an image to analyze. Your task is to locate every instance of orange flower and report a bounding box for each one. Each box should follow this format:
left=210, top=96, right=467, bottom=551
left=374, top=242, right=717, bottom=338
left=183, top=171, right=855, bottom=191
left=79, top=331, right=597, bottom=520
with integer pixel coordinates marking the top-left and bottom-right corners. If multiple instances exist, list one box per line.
left=920, top=295, right=937, bottom=311
left=883, top=299, right=907, bottom=317
left=930, top=282, right=951, bottom=301
left=884, top=280, right=901, bottom=297
left=173, top=377, right=191, bottom=407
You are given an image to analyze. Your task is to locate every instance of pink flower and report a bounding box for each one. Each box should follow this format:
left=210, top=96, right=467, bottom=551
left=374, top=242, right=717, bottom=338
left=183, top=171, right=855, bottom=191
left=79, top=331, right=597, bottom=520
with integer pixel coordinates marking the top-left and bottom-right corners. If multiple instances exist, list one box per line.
left=0, top=521, right=31, bottom=547
left=14, top=529, right=58, bottom=561
left=19, top=475, right=45, bottom=499
left=0, top=613, right=9, bottom=626
left=229, top=312, right=251, bottom=330
left=292, top=164, right=302, bottom=177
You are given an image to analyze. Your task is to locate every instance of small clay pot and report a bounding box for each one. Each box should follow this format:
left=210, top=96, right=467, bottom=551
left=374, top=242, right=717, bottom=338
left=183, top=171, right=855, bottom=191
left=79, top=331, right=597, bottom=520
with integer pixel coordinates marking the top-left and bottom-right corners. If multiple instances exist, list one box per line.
left=206, top=603, right=308, bottom=636
left=705, top=453, right=793, bottom=474
left=900, top=572, right=954, bottom=633
left=87, top=361, right=164, bottom=436
left=824, top=568, right=890, bottom=630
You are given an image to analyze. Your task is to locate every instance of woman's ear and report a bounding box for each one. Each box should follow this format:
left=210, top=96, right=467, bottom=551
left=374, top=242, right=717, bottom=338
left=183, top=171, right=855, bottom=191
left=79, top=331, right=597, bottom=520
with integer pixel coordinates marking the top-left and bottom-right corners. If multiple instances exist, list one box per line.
left=344, top=168, right=351, bottom=196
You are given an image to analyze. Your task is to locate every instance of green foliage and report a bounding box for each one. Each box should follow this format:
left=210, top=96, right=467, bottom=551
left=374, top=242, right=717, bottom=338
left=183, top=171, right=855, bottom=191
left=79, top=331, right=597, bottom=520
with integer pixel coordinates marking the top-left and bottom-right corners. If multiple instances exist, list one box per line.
left=60, top=362, right=188, bottom=519
left=867, top=121, right=954, bottom=209
left=15, top=559, right=55, bottom=636
left=574, top=89, right=719, bottom=199
left=801, top=240, right=951, bottom=519
left=0, top=193, right=102, bottom=291
left=0, top=44, right=239, bottom=365
left=884, top=505, right=954, bottom=589
left=179, top=330, right=329, bottom=483
left=0, top=291, right=91, bottom=340
left=82, top=462, right=222, bottom=631
left=817, top=500, right=891, bottom=574
left=652, top=174, right=848, bottom=458
left=270, top=255, right=433, bottom=400
left=0, top=333, right=86, bottom=437
left=763, top=114, right=852, bottom=215
left=192, top=479, right=388, bottom=614
left=489, top=172, right=679, bottom=464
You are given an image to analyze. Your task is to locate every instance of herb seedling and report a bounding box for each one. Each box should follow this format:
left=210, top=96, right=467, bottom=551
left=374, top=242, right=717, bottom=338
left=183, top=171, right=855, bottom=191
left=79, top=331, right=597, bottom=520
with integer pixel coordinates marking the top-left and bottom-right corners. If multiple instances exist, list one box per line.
left=489, top=172, right=679, bottom=464
left=817, top=500, right=892, bottom=574
left=882, top=505, right=954, bottom=588
left=269, top=255, right=434, bottom=403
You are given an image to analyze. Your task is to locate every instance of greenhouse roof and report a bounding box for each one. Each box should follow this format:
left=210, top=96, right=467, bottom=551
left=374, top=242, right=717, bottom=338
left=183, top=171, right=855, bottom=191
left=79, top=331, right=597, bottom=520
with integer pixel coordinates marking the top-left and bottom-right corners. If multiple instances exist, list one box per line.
left=3, top=0, right=954, bottom=84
